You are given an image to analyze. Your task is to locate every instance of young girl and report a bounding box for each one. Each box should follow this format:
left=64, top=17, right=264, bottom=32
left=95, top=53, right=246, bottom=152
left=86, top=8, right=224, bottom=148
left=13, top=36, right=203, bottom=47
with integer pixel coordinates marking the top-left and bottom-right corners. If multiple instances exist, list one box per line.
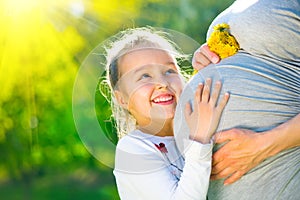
left=105, top=27, right=229, bottom=200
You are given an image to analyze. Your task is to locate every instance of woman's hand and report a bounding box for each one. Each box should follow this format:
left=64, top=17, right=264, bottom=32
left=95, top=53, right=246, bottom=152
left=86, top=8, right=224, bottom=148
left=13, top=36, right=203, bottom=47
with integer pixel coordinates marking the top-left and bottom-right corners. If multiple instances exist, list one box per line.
left=211, top=129, right=275, bottom=185
left=212, top=114, right=300, bottom=185
left=192, top=44, right=220, bottom=71
left=184, top=78, right=229, bottom=144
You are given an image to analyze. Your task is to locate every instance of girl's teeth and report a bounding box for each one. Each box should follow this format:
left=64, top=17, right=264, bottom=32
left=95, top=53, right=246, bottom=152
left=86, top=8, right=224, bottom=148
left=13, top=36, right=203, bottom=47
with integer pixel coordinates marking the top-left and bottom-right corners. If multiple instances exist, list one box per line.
left=153, top=96, right=172, bottom=103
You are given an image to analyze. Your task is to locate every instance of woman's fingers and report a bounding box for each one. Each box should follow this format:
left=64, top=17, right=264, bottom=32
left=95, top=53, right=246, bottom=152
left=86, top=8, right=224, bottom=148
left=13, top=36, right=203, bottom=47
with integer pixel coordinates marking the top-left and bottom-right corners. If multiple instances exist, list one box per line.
left=192, top=44, right=221, bottom=70
left=211, top=165, right=235, bottom=180
left=193, top=51, right=212, bottom=70
left=223, top=171, right=245, bottom=185
left=200, top=44, right=220, bottom=64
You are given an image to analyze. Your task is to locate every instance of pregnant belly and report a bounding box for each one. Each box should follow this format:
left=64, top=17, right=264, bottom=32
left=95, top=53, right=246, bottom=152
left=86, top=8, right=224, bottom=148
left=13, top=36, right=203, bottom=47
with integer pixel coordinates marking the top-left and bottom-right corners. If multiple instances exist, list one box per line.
left=174, top=51, right=300, bottom=200
left=174, top=51, right=299, bottom=151
left=182, top=52, right=298, bottom=130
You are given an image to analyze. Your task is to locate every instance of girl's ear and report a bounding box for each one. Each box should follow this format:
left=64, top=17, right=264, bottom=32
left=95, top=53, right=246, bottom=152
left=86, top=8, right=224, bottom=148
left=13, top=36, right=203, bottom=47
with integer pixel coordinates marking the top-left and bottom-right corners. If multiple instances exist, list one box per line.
left=114, top=90, right=128, bottom=109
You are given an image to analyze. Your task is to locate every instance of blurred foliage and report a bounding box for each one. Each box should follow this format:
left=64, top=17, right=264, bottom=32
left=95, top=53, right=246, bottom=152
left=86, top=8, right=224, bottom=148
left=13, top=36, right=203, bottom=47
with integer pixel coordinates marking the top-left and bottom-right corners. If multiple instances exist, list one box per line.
left=0, top=0, right=233, bottom=199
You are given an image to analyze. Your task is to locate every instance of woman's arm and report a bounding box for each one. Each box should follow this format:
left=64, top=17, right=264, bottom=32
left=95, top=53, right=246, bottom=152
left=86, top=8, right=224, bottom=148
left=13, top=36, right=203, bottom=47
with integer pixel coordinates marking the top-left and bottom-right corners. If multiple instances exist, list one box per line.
left=211, top=113, right=300, bottom=185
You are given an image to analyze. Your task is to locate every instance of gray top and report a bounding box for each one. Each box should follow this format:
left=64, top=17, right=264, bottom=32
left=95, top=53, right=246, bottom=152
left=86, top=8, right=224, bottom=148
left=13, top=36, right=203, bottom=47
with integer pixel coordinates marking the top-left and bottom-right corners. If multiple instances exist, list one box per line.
left=174, top=0, right=300, bottom=199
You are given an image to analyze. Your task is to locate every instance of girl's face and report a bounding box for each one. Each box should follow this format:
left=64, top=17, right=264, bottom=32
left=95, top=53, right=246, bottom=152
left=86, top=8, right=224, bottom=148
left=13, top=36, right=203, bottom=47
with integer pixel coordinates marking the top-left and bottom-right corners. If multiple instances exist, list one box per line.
left=114, top=48, right=185, bottom=132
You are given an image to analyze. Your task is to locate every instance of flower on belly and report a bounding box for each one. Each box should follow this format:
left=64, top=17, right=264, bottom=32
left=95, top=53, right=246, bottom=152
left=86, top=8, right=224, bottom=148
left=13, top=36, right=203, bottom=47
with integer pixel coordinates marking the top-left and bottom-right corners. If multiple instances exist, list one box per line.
left=207, top=23, right=240, bottom=59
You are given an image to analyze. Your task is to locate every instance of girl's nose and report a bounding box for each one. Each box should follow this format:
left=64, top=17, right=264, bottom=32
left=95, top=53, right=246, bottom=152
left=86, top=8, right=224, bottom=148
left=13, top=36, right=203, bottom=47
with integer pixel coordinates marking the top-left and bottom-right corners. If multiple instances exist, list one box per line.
left=155, top=76, right=168, bottom=89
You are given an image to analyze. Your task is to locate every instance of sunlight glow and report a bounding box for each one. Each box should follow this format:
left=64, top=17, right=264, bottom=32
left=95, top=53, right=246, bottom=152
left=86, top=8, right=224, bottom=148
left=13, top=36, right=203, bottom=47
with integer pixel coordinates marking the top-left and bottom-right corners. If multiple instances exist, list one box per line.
left=3, top=0, right=40, bottom=16
left=69, top=1, right=85, bottom=18
left=0, top=0, right=85, bottom=103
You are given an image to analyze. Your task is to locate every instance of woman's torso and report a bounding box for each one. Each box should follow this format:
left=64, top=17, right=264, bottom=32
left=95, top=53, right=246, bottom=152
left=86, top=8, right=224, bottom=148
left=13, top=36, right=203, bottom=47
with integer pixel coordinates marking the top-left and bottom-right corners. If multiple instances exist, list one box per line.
left=175, top=0, right=300, bottom=199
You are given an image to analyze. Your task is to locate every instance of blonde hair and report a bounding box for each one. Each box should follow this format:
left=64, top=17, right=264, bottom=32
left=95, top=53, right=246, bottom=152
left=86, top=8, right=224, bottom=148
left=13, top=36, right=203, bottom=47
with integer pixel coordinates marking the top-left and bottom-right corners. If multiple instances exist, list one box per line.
left=104, top=27, right=188, bottom=139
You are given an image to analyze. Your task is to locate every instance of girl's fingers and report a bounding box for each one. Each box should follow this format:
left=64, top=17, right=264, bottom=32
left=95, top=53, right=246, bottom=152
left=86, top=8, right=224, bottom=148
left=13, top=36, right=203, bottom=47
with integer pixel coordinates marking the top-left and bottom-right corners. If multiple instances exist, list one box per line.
left=210, top=81, right=222, bottom=106
left=184, top=102, right=192, bottom=118
left=195, top=83, right=204, bottom=104
left=217, top=92, right=230, bottom=111
left=186, top=83, right=204, bottom=118
left=202, top=78, right=211, bottom=103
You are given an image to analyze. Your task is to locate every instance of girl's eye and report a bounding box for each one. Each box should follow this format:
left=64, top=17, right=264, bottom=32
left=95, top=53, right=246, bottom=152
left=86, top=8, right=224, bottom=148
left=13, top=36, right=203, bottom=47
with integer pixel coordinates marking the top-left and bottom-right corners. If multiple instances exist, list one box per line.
left=165, top=69, right=177, bottom=75
left=140, top=73, right=151, bottom=79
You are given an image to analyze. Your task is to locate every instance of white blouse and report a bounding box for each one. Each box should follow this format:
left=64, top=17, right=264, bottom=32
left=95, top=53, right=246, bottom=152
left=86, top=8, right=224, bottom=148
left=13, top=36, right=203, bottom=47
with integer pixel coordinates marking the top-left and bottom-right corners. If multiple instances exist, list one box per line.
left=113, top=130, right=213, bottom=200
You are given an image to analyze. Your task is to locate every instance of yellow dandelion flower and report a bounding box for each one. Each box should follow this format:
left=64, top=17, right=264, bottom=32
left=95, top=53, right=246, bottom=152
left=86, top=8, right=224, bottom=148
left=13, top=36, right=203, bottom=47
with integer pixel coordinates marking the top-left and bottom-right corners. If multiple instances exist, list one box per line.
left=213, top=23, right=230, bottom=31
left=193, top=23, right=239, bottom=75
left=207, top=23, right=239, bottom=59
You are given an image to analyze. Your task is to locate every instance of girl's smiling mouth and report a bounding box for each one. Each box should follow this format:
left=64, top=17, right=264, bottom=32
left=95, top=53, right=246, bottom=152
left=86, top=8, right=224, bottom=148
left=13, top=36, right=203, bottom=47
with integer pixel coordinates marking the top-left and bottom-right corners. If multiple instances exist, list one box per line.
left=152, top=94, right=175, bottom=105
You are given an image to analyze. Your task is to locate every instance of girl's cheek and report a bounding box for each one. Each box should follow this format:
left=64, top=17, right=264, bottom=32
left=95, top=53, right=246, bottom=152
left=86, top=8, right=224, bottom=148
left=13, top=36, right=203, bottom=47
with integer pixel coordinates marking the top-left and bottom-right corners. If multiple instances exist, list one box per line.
left=171, top=77, right=185, bottom=88
left=131, top=83, right=154, bottom=97
left=139, top=82, right=154, bottom=90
